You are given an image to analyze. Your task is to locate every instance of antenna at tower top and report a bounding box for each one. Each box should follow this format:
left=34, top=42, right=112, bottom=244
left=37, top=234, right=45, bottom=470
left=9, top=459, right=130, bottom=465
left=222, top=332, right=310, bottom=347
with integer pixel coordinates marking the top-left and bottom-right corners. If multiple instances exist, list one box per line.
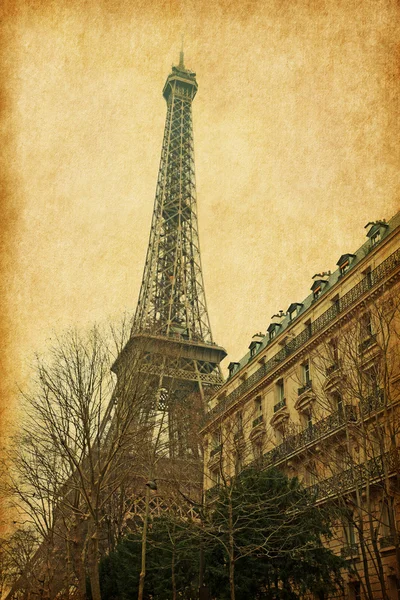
left=179, top=34, right=185, bottom=69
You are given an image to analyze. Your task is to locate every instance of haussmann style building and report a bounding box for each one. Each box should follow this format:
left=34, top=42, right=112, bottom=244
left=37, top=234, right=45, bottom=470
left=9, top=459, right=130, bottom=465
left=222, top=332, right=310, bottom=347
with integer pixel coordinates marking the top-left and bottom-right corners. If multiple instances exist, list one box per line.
left=201, top=212, right=400, bottom=600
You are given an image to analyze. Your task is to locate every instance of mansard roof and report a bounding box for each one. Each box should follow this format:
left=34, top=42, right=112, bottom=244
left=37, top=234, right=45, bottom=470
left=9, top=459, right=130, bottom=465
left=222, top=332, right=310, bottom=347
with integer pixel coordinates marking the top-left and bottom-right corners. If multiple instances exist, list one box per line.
left=227, top=211, right=400, bottom=377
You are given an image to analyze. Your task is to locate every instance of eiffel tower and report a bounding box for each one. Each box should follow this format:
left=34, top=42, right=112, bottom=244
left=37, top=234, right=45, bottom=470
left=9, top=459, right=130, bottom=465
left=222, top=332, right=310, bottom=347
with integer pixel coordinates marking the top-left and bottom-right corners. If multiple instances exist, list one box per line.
left=113, top=50, right=226, bottom=459
left=3, top=52, right=226, bottom=600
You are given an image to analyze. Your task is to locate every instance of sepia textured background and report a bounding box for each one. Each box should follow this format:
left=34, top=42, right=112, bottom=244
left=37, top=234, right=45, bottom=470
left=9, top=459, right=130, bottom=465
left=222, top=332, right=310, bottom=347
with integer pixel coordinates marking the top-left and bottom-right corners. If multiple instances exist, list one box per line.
left=1, top=0, right=399, bottom=444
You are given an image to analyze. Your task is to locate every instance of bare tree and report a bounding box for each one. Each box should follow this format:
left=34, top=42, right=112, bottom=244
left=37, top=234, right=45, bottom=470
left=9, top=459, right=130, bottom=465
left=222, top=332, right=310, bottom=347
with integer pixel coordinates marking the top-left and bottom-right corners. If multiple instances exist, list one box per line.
left=5, top=322, right=157, bottom=600
left=0, top=528, right=39, bottom=598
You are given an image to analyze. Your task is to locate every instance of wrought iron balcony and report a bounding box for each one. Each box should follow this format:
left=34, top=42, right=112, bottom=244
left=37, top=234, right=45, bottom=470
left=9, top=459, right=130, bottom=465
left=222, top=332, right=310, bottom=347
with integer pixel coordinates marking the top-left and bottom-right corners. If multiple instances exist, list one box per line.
left=252, top=415, right=264, bottom=428
left=298, top=380, right=312, bottom=396
left=204, top=247, right=400, bottom=426
left=360, top=389, right=385, bottom=414
left=309, top=450, right=398, bottom=500
left=210, top=444, right=222, bottom=457
left=263, top=405, right=357, bottom=467
left=274, top=398, right=286, bottom=413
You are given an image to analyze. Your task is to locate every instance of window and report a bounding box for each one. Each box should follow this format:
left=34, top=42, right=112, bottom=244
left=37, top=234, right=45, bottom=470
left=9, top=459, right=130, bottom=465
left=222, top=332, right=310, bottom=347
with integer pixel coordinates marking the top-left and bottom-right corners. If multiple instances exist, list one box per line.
left=212, top=431, right=221, bottom=449
left=371, top=230, right=381, bottom=246
left=330, top=338, right=339, bottom=364
left=228, top=362, right=240, bottom=378
left=235, top=411, right=243, bottom=437
left=349, top=582, right=361, bottom=600
left=254, top=396, right=262, bottom=416
left=301, top=410, right=313, bottom=431
left=371, top=424, right=386, bottom=455
left=311, top=279, right=328, bottom=300
left=332, top=392, right=344, bottom=417
left=302, top=361, right=311, bottom=384
left=361, top=313, right=373, bottom=340
left=276, top=379, right=285, bottom=402
left=249, top=340, right=261, bottom=358
left=335, top=445, right=347, bottom=470
left=364, top=266, right=372, bottom=287
left=313, top=285, right=321, bottom=300
left=210, top=467, right=220, bottom=486
left=331, top=294, right=340, bottom=315
left=337, top=254, right=356, bottom=277
left=287, top=303, right=303, bottom=321
left=304, top=318, right=312, bottom=338
left=253, top=396, right=263, bottom=427
left=306, top=411, right=313, bottom=430
left=341, top=259, right=350, bottom=275
left=381, top=499, right=392, bottom=538
left=234, top=452, right=243, bottom=475
left=252, top=440, right=263, bottom=460
left=305, top=460, right=318, bottom=485
left=344, top=514, right=356, bottom=547
left=267, top=322, right=281, bottom=341
left=366, top=220, right=388, bottom=250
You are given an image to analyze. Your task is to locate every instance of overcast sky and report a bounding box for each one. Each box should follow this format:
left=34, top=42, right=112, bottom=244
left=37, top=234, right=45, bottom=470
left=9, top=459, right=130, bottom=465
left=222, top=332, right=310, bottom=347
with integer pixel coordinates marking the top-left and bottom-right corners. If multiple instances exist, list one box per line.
left=1, top=0, right=399, bottom=431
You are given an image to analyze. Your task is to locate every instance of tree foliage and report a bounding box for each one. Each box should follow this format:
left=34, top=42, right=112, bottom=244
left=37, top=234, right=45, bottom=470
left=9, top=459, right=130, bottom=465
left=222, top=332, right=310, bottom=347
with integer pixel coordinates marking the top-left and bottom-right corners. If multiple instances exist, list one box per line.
left=204, top=467, right=344, bottom=600
left=100, top=516, right=199, bottom=600
left=100, top=467, right=344, bottom=600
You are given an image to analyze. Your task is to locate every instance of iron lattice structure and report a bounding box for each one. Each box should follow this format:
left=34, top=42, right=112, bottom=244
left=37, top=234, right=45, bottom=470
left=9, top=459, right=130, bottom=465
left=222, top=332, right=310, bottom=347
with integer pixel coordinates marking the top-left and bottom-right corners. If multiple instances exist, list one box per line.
left=118, top=52, right=225, bottom=393
left=134, top=52, right=210, bottom=343
left=114, top=52, right=226, bottom=457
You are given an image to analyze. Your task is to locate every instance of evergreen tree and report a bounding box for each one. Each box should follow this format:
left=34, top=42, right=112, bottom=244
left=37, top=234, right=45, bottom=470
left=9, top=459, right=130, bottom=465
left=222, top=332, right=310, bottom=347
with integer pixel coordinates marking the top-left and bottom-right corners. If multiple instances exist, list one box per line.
left=204, top=467, right=344, bottom=600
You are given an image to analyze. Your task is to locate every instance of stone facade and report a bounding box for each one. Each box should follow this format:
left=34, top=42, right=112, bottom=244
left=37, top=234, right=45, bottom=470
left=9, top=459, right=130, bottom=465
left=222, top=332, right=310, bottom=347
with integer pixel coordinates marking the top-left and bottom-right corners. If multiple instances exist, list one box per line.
left=201, top=212, right=400, bottom=600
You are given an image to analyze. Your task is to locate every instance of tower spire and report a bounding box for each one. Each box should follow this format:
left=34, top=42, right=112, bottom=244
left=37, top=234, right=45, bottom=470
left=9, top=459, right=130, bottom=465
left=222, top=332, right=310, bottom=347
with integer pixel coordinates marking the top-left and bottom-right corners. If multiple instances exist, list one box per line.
left=179, top=35, right=185, bottom=69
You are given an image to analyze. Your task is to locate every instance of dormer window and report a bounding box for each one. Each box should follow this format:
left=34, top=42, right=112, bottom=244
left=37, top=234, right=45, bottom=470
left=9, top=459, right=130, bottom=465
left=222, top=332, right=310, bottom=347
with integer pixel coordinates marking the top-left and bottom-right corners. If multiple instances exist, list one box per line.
left=337, top=254, right=356, bottom=277
left=311, top=279, right=328, bottom=300
left=228, top=362, right=240, bottom=378
left=287, top=303, right=303, bottom=321
left=365, top=220, right=389, bottom=249
left=371, top=230, right=381, bottom=246
left=249, top=340, right=262, bottom=359
left=267, top=322, right=281, bottom=342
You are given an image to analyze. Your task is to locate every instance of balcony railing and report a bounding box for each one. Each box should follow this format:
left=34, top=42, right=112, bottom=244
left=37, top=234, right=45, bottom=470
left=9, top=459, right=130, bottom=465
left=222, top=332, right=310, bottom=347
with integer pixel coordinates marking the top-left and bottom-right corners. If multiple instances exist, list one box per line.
left=274, top=398, right=286, bottom=413
left=204, top=247, right=400, bottom=426
left=308, top=450, right=398, bottom=500
left=210, top=444, right=222, bottom=457
left=252, top=415, right=263, bottom=428
left=298, top=380, right=312, bottom=396
left=360, top=389, right=385, bottom=414
left=261, top=405, right=358, bottom=468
